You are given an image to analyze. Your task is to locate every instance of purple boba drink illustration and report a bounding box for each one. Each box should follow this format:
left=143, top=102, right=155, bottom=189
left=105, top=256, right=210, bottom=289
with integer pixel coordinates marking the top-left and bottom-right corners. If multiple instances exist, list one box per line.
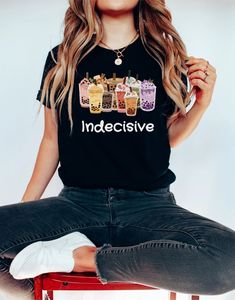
left=140, top=79, right=156, bottom=111
left=79, top=77, right=90, bottom=108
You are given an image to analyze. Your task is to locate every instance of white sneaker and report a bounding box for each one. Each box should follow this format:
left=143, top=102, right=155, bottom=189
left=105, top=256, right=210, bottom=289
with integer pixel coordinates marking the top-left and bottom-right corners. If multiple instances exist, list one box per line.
left=9, top=231, right=96, bottom=279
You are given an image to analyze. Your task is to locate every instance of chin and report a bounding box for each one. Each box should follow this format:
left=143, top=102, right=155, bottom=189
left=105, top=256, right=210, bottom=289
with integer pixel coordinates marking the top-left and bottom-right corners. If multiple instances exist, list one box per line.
left=95, top=0, right=139, bottom=14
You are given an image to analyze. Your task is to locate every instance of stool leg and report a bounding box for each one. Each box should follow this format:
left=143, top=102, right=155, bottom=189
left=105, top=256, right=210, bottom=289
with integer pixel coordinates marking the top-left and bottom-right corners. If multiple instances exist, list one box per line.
left=34, top=276, right=43, bottom=300
left=47, top=291, right=54, bottom=300
left=169, top=291, right=177, bottom=300
left=191, top=296, right=200, bottom=300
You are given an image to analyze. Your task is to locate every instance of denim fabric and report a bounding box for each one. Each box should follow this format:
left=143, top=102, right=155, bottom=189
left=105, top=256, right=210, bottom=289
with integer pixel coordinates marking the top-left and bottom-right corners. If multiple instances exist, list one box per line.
left=0, top=185, right=235, bottom=299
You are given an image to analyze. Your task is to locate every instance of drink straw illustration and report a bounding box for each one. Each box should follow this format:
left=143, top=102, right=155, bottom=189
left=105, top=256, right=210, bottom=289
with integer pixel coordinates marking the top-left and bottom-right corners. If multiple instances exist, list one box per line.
left=101, top=73, right=106, bottom=82
left=128, top=69, right=131, bottom=80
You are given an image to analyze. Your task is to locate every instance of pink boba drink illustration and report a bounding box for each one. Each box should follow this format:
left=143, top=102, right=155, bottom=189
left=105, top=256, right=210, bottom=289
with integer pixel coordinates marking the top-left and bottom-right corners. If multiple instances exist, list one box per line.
left=88, top=83, right=104, bottom=114
left=124, top=90, right=138, bottom=116
left=79, top=77, right=90, bottom=107
left=115, top=83, right=130, bottom=113
left=102, top=83, right=114, bottom=112
left=140, top=79, right=156, bottom=111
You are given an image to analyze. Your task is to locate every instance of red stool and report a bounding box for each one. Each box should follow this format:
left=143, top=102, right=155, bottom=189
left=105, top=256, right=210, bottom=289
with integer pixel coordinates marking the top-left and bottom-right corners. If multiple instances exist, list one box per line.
left=34, top=272, right=200, bottom=300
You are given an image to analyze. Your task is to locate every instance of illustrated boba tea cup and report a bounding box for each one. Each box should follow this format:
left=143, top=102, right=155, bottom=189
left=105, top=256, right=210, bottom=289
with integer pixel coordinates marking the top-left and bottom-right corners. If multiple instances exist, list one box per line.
left=130, top=79, right=141, bottom=108
left=102, top=83, right=114, bottom=112
left=79, top=77, right=90, bottom=108
left=124, top=90, right=138, bottom=116
left=125, top=70, right=136, bottom=85
left=107, top=73, right=123, bottom=110
left=94, top=73, right=107, bottom=85
left=115, top=83, right=130, bottom=113
left=140, top=79, right=156, bottom=111
left=88, top=82, right=104, bottom=114
left=125, top=76, right=136, bottom=85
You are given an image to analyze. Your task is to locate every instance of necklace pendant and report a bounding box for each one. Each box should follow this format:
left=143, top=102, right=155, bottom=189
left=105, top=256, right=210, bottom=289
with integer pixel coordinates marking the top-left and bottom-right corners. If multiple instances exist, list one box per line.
left=115, top=58, right=122, bottom=65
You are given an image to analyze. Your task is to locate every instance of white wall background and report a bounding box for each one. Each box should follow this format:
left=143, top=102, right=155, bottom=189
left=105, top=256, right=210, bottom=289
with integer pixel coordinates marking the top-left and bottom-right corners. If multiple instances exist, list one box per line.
left=0, top=0, right=234, bottom=299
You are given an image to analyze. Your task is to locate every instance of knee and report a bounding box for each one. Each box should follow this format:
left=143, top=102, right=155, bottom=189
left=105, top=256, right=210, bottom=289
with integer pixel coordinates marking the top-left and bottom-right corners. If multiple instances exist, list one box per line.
left=201, top=257, right=235, bottom=295
left=205, top=276, right=235, bottom=295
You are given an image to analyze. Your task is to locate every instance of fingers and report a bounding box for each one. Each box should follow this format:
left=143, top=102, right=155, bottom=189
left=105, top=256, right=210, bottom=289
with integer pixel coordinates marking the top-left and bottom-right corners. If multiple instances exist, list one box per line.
left=186, top=56, right=215, bottom=72
left=188, top=70, right=216, bottom=84
left=188, top=69, right=207, bottom=80
left=189, top=78, right=210, bottom=91
left=185, top=56, right=217, bottom=89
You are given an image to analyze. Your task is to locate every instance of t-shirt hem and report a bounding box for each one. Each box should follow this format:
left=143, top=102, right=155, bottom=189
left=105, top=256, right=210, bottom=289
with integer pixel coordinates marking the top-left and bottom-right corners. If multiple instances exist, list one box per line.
left=58, top=169, right=176, bottom=191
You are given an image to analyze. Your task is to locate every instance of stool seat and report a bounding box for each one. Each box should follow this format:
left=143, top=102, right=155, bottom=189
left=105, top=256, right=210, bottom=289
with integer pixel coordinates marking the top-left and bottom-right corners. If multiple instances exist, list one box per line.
left=34, top=272, right=200, bottom=300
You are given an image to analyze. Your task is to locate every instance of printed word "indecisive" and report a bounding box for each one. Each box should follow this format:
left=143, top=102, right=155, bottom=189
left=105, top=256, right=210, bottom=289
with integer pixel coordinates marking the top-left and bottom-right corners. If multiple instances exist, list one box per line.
left=81, top=120, right=155, bottom=133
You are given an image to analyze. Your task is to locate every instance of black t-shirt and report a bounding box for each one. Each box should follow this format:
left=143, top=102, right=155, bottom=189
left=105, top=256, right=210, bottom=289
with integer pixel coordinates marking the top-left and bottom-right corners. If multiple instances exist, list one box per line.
left=36, top=36, right=187, bottom=190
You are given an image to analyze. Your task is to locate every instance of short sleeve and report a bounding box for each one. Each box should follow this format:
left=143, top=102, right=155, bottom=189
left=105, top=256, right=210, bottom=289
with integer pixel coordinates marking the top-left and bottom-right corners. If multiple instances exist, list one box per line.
left=36, top=45, right=59, bottom=109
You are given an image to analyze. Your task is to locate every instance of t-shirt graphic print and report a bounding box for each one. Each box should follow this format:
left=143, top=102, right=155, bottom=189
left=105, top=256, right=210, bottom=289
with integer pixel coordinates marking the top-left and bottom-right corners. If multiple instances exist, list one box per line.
left=79, top=73, right=156, bottom=115
left=78, top=72, right=160, bottom=134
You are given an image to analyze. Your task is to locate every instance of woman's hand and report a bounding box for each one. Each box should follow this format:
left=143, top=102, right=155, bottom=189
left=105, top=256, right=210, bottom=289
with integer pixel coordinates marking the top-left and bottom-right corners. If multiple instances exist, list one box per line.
left=167, top=56, right=217, bottom=147
left=186, top=56, right=217, bottom=109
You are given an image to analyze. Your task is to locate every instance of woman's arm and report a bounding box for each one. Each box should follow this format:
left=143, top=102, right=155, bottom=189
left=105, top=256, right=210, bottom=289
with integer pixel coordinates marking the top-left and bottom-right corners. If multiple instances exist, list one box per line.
left=167, top=101, right=209, bottom=147
left=167, top=56, right=217, bottom=148
left=21, top=107, right=59, bottom=202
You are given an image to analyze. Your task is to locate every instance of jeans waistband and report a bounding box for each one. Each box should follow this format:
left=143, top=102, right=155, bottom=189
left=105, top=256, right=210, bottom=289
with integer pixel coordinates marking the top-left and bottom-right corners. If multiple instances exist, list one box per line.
left=61, top=184, right=170, bottom=196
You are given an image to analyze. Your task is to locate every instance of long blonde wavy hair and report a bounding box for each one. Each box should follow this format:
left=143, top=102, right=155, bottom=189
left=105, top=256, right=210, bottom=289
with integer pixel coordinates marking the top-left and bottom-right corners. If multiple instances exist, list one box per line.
left=37, top=0, right=192, bottom=135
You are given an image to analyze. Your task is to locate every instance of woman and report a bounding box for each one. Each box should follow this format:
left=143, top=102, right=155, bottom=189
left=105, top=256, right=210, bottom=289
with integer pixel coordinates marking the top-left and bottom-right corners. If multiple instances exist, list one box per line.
left=1, top=0, right=234, bottom=299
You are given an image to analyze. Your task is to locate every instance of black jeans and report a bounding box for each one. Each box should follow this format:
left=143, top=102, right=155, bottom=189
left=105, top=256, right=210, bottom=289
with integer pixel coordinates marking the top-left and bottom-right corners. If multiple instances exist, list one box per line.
left=0, top=185, right=235, bottom=300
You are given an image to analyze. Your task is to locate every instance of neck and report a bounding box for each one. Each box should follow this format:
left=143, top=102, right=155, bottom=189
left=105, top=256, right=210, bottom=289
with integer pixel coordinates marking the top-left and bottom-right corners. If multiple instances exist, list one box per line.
left=99, top=12, right=138, bottom=49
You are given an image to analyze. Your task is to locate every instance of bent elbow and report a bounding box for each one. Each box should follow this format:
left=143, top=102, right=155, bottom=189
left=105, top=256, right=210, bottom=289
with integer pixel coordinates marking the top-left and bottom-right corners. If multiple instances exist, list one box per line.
left=169, top=137, right=180, bottom=148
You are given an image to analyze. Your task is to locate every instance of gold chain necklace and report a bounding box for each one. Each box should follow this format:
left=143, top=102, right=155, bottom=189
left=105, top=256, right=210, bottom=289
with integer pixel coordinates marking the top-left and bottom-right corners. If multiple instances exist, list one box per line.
left=99, top=31, right=139, bottom=66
